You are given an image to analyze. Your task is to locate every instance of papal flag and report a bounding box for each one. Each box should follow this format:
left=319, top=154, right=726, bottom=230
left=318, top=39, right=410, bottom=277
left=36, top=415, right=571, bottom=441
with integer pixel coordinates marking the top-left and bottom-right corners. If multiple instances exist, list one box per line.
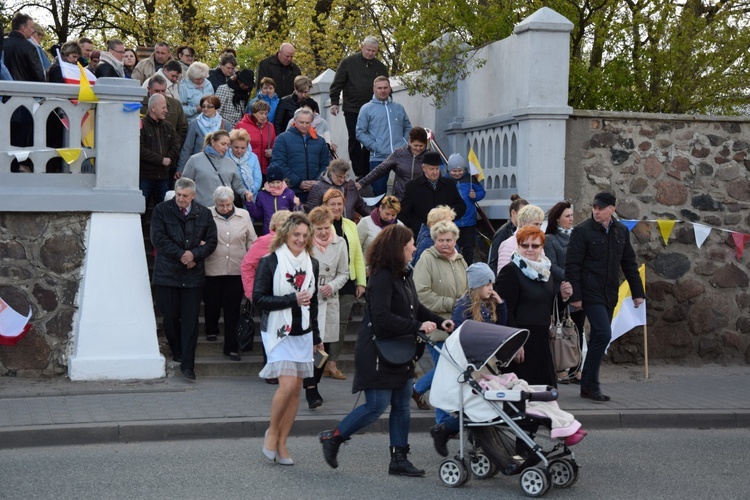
left=467, top=147, right=485, bottom=181
left=0, top=296, right=32, bottom=346
left=607, top=264, right=647, bottom=352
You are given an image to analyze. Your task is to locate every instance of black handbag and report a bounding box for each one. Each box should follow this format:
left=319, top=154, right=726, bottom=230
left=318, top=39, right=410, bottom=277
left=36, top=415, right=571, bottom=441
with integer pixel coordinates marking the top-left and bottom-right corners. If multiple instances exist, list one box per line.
left=237, top=299, right=255, bottom=351
left=367, top=303, right=424, bottom=367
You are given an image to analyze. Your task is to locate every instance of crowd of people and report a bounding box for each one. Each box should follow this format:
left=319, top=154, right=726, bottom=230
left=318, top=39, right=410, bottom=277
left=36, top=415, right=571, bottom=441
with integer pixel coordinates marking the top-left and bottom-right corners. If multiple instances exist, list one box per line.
left=4, top=12, right=646, bottom=475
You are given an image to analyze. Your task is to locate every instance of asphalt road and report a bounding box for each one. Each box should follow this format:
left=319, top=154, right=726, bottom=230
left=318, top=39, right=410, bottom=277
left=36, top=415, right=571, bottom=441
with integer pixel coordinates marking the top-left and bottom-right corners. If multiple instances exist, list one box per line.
left=1, top=429, right=748, bottom=499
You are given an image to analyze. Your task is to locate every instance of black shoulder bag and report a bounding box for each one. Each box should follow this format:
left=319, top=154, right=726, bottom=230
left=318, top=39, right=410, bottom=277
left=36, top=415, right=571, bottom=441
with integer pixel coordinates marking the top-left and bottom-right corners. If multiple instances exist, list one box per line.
left=368, top=282, right=425, bottom=367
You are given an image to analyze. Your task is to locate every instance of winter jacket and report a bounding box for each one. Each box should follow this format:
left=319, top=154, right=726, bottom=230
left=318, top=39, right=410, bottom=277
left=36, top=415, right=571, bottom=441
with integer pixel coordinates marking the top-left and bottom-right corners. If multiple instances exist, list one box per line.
left=3, top=31, right=44, bottom=82
left=269, top=127, right=330, bottom=196
left=358, top=145, right=425, bottom=200
left=181, top=150, right=247, bottom=207
left=228, top=149, right=262, bottom=199
left=256, top=53, right=301, bottom=99
left=177, top=117, right=231, bottom=170
left=150, top=199, right=218, bottom=288
left=411, top=223, right=432, bottom=267
left=131, top=52, right=173, bottom=84
left=312, top=235, right=350, bottom=343
left=140, top=94, right=188, bottom=149
left=356, top=214, right=403, bottom=256
left=448, top=172, right=486, bottom=228
left=204, top=207, right=257, bottom=277
left=355, top=96, right=411, bottom=162
left=488, top=220, right=515, bottom=273
left=253, top=252, right=321, bottom=344
left=452, top=293, right=507, bottom=329
left=249, top=90, right=280, bottom=123
left=565, top=216, right=645, bottom=309
left=207, top=67, right=229, bottom=93
left=234, top=113, right=276, bottom=174
left=544, top=231, right=570, bottom=289
left=178, top=78, right=215, bottom=122
left=339, top=217, right=366, bottom=287
left=352, top=266, right=444, bottom=392
left=241, top=232, right=273, bottom=298
left=329, top=53, right=389, bottom=113
left=142, top=68, right=180, bottom=100
left=246, top=186, right=301, bottom=235
left=273, top=92, right=302, bottom=136
left=399, top=174, right=467, bottom=236
left=304, top=172, right=371, bottom=219
left=139, top=114, right=181, bottom=180
left=496, top=237, right=517, bottom=274
left=215, top=83, right=247, bottom=129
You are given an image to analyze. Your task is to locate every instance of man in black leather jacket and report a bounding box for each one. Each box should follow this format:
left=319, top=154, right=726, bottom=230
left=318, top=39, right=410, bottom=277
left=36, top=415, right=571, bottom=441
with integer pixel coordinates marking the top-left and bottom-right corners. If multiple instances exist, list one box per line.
left=565, top=192, right=644, bottom=402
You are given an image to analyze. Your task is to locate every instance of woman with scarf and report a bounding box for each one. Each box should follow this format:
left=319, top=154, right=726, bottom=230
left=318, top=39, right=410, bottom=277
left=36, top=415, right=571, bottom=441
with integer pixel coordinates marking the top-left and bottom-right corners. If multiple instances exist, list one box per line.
left=180, top=130, right=249, bottom=208
left=255, top=212, right=322, bottom=466
left=357, top=195, right=403, bottom=255
left=228, top=128, right=262, bottom=200
left=320, top=189, right=366, bottom=381
left=304, top=158, right=370, bottom=218
left=177, top=95, right=231, bottom=171
left=494, top=225, right=573, bottom=388
left=247, top=166, right=302, bottom=235
left=302, top=206, right=350, bottom=409
left=234, top=100, right=276, bottom=179
left=178, top=61, right=214, bottom=122
left=215, top=69, right=254, bottom=129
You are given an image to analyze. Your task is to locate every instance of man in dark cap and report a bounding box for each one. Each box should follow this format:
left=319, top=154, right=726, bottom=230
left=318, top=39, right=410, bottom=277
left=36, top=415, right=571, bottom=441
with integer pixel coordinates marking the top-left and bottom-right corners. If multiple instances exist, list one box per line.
left=565, top=191, right=645, bottom=402
left=398, top=151, right=466, bottom=237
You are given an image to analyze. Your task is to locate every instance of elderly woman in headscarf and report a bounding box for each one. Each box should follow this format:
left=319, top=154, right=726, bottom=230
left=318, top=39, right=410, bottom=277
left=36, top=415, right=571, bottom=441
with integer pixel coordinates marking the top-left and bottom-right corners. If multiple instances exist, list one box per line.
left=179, top=61, right=214, bottom=122
left=177, top=95, right=231, bottom=171
left=215, top=69, right=255, bottom=129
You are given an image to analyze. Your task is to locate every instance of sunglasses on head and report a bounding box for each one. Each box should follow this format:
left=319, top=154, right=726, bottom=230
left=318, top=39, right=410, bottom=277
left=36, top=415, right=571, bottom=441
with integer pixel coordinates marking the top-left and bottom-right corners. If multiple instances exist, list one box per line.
left=519, top=243, right=542, bottom=249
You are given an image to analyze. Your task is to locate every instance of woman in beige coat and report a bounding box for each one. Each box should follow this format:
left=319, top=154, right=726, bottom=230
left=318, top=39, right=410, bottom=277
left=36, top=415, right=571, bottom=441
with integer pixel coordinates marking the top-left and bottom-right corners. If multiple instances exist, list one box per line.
left=204, top=186, right=257, bottom=359
left=303, top=206, right=350, bottom=409
left=412, top=220, right=468, bottom=412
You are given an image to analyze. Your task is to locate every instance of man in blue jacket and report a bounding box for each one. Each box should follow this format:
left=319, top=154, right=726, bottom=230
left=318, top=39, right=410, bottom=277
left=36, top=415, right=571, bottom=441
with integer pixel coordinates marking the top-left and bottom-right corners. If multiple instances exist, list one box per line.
left=269, top=107, right=330, bottom=203
left=356, top=76, right=411, bottom=197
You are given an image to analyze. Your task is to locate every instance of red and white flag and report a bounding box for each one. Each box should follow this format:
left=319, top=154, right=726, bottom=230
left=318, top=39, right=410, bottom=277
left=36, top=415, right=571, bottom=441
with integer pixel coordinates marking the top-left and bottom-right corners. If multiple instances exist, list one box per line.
left=0, top=297, right=32, bottom=346
left=57, top=53, right=96, bottom=85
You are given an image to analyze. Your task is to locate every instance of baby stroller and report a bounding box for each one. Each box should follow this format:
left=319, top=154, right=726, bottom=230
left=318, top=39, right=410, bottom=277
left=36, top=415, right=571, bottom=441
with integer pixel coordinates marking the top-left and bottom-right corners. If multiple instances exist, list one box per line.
left=424, top=320, right=580, bottom=497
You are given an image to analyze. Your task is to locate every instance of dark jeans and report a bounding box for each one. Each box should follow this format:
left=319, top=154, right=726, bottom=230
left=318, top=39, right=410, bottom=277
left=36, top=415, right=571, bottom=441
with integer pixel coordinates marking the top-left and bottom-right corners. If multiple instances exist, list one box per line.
left=154, top=285, right=203, bottom=371
left=369, top=160, right=388, bottom=197
left=457, top=225, right=476, bottom=265
left=140, top=178, right=169, bottom=209
left=344, top=111, right=369, bottom=177
left=581, top=303, right=614, bottom=394
left=204, top=275, right=244, bottom=354
left=337, top=380, right=413, bottom=446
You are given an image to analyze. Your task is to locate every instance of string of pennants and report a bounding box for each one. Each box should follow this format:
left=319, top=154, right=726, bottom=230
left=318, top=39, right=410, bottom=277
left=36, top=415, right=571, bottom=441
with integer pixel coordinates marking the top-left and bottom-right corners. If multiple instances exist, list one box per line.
left=620, top=219, right=750, bottom=260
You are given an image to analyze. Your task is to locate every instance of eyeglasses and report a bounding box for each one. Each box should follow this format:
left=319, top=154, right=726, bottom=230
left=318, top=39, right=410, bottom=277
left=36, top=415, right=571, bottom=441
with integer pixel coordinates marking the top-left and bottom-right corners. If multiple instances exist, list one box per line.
left=112, top=49, right=125, bottom=54
left=201, top=104, right=216, bottom=109
left=181, top=52, right=194, bottom=58
left=519, top=243, right=542, bottom=249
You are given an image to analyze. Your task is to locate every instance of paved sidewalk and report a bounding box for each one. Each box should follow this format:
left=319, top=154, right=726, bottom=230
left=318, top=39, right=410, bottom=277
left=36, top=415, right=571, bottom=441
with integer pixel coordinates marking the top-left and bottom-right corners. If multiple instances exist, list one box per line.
left=1, top=362, right=749, bottom=449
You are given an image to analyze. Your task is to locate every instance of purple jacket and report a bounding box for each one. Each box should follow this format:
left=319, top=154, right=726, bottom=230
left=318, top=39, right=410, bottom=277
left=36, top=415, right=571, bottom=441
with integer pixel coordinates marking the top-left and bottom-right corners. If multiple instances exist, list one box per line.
left=246, top=186, right=301, bottom=235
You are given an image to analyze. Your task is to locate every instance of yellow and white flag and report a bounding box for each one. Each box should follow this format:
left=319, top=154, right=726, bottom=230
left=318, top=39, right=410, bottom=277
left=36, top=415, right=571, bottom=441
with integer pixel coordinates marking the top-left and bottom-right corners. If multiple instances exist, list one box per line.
left=607, top=264, right=646, bottom=352
left=467, top=147, right=484, bottom=181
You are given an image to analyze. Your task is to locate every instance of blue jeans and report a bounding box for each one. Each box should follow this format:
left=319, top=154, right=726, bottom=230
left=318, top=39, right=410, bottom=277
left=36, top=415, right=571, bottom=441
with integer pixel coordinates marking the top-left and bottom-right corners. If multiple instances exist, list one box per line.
left=581, top=303, right=614, bottom=394
left=369, top=160, right=388, bottom=197
left=140, top=178, right=169, bottom=208
left=337, top=380, right=412, bottom=446
left=414, top=342, right=451, bottom=425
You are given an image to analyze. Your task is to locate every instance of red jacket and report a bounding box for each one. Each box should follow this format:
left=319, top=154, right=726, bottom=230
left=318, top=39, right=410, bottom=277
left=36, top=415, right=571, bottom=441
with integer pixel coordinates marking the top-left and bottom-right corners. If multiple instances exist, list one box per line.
left=235, top=114, right=276, bottom=174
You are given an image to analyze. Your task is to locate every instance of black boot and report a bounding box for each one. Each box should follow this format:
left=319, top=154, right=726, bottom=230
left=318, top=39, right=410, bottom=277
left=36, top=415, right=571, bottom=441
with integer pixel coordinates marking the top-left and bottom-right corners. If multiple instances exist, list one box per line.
left=430, top=424, right=451, bottom=457
left=306, top=387, right=323, bottom=409
left=388, top=445, right=425, bottom=477
left=319, top=430, right=348, bottom=469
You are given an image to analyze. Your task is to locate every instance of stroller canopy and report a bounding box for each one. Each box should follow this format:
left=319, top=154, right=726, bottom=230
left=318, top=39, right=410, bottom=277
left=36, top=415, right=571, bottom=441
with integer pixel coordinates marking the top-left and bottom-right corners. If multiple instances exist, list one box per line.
left=457, top=320, right=529, bottom=371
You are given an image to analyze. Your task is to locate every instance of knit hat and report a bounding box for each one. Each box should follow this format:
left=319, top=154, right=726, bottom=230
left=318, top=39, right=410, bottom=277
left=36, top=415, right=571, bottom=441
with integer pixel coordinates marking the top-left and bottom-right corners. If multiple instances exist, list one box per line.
left=267, top=166, right=284, bottom=182
left=447, top=153, right=467, bottom=172
left=466, top=263, right=495, bottom=290
left=236, top=69, right=255, bottom=88
left=422, top=151, right=442, bottom=167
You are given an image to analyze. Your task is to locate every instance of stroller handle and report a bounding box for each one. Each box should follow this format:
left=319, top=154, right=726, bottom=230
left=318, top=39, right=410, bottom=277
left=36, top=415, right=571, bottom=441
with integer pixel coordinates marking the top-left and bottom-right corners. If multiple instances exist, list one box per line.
left=526, top=387, right=559, bottom=402
left=416, top=331, right=433, bottom=345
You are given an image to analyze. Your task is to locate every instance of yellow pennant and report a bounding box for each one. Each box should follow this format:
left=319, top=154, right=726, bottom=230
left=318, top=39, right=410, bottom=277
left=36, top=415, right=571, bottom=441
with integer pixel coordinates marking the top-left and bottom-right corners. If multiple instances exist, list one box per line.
left=657, top=220, right=676, bottom=245
left=77, top=62, right=98, bottom=102
left=57, top=148, right=82, bottom=165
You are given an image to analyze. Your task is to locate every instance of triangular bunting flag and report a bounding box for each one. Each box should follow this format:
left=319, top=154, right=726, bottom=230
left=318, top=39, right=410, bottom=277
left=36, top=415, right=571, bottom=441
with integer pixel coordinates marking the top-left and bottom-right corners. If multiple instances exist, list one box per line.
left=467, top=147, right=485, bottom=181
left=621, top=220, right=638, bottom=231
left=731, top=232, right=750, bottom=260
left=7, top=150, right=30, bottom=162
left=77, top=62, right=98, bottom=102
left=123, top=102, right=142, bottom=112
left=657, top=220, right=676, bottom=245
left=81, top=110, right=95, bottom=148
left=0, top=297, right=33, bottom=346
left=57, top=148, right=82, bottom=165
left=692, top=223, right=711, bottom=249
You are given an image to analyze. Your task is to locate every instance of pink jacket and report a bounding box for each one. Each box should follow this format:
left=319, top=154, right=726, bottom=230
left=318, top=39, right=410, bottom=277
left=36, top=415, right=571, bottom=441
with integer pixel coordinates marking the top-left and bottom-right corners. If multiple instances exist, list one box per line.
left=241, top=232, right=273, bottom=298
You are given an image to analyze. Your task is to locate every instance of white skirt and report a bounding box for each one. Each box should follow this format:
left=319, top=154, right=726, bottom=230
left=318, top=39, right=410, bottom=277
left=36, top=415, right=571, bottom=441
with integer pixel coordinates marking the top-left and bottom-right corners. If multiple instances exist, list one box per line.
left=259, top=331, right=314, bottom=379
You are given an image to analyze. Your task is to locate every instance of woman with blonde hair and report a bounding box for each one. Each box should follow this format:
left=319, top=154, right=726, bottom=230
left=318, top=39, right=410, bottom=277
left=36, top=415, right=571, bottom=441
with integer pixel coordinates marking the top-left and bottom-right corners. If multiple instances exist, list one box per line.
left=357, top=195, right=403, bottom=255
left=412, top=205, right=456, bottom=266
left=254, top=212, right=322, bottom=465
left=228, top=128, right=262, bottom=200
left=495, top=204, right=545, bottom=273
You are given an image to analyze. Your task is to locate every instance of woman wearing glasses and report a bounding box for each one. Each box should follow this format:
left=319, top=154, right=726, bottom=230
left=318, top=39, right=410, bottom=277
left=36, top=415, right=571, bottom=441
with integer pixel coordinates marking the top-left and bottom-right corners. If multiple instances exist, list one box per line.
left=494, top=225, right=573, bottom=388
left=177, top=95, right=230, bottom=171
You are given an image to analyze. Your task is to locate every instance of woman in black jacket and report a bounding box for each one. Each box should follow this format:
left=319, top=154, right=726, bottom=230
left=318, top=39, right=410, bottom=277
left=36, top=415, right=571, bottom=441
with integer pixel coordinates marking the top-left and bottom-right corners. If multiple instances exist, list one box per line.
left=254, top=212, right=322, bottom=466
left=319, top=224, right=453, bottom=477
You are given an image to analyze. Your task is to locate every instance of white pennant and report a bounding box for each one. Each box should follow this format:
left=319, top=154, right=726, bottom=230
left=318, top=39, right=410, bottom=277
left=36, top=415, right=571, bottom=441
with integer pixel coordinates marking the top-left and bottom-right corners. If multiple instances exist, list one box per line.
left=693, top=223, right=712, bottom=249
left=7, top=150, right=30, bottom=162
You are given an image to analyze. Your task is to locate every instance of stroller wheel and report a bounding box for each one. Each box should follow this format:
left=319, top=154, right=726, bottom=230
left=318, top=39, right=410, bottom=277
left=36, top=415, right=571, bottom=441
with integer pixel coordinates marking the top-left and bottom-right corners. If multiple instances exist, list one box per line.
left=519, top=466, right=551, bottom=497
left=470, top=450, right=499, bottom=479
left=549, top=458, right=579, bottom=488
left=439, top=458, right=469, bottom=488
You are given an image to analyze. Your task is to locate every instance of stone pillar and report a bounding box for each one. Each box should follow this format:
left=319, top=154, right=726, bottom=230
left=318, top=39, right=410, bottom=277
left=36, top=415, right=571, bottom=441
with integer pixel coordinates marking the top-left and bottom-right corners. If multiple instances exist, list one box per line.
left=69, top=213, right=164, bottom=380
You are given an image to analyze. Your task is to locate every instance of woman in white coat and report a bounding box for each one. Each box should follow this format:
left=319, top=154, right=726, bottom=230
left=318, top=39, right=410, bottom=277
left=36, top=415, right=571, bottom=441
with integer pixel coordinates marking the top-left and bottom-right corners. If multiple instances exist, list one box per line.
left=303, top=206, right=350, bottom=409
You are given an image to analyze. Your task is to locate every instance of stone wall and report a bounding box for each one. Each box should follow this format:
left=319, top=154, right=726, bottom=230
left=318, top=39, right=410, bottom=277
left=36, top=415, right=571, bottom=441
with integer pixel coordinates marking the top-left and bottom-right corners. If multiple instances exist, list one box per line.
left=0, top=213, right=87, bottom=376
left=565, top=110, right=750, bottom=364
